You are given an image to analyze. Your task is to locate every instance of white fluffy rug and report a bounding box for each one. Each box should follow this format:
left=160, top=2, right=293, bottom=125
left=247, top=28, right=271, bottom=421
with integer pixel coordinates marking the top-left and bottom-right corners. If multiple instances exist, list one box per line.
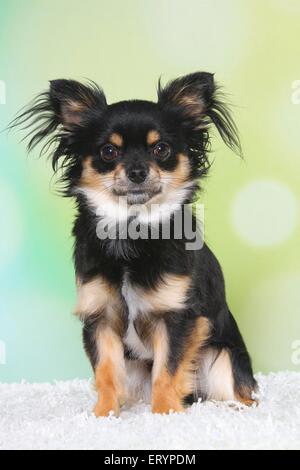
left=1, top=372, right=300, bottom=450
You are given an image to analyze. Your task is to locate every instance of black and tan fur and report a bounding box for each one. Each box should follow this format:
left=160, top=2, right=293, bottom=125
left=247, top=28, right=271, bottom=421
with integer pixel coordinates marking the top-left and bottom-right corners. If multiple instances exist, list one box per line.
left=10, top=72, right=257, bottom=416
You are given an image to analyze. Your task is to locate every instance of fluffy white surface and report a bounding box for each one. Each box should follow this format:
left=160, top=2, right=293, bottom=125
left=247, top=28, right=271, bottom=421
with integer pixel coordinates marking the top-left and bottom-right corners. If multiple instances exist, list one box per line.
left=1, top=372, right=300, bottom=450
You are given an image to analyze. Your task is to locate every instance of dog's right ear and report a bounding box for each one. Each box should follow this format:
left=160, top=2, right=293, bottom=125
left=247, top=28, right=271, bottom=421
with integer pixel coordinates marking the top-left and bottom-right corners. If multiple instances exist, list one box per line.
left=49, top=79, right=107, bottom=128
left=8, top=79, right=107, bottom=159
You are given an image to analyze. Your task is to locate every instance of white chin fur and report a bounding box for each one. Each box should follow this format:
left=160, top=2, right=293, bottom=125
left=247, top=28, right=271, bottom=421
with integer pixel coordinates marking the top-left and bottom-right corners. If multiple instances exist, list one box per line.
left=75, top=181, right=195, bottom=227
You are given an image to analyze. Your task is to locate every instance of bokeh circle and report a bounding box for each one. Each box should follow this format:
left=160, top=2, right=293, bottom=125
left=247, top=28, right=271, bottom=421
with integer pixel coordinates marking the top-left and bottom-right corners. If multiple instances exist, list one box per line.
left=231, top=180, right=298, bottom=247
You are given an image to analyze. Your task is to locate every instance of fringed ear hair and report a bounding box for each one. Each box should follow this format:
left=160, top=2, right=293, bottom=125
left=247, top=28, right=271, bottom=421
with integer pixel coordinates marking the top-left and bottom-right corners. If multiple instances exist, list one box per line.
left=157, top=71, right=241, bottom=157
left=49, top=79, right=107, bottom=128
left=8, top=79, right=107, bottom=170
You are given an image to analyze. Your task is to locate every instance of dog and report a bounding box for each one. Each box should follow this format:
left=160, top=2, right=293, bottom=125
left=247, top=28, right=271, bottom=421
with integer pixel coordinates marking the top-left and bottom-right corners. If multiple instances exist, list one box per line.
left=11, top=72, right=257, bottom=416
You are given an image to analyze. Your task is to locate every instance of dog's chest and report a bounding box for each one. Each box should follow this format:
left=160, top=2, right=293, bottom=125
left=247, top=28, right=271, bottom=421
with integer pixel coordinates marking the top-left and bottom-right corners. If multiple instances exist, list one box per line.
left=121, top=273, right=155, bottom=360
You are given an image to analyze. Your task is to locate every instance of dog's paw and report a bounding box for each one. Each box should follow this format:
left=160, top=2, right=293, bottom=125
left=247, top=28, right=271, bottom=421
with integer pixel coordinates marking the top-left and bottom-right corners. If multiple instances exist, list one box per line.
left=93, top=397, right=120, bottom=418
left=152, top=398, right=184, bottom=415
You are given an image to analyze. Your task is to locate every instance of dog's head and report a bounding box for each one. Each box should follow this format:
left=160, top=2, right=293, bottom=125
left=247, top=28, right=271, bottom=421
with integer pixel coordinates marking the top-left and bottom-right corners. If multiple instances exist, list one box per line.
left=11, top=72, right=240, bottom=210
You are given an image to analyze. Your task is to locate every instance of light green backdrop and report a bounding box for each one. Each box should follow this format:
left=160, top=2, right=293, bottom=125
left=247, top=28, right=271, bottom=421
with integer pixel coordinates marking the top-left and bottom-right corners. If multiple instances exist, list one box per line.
left=0, top=0, right=300, bottom=382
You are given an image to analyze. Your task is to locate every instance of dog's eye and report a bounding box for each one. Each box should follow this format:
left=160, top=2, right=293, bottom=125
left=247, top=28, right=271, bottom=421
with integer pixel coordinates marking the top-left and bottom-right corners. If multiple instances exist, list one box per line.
left=100, top=144, right=119, bottom=162
left=152, top=142, right=171, bottom=160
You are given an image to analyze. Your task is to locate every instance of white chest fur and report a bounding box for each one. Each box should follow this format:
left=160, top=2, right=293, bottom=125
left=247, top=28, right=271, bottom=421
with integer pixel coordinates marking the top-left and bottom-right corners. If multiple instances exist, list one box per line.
left=121, top=273, right=154, bottom=360
left=121, top=271, right=190, bottom=360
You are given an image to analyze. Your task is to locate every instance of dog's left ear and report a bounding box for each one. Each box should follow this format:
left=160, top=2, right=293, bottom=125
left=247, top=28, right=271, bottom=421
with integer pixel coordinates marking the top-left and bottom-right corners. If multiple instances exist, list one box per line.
left=157, top=72, right=241, bottom=154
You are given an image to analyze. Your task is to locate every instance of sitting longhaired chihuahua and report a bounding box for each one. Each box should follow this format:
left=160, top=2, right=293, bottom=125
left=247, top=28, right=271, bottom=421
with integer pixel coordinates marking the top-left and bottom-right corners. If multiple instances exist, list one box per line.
left=12, top=72, right=257, bottom=416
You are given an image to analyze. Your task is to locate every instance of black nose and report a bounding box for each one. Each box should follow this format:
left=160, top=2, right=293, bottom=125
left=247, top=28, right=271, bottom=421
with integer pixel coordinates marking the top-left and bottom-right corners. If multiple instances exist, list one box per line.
left=127, top=167, right=148, bottom=183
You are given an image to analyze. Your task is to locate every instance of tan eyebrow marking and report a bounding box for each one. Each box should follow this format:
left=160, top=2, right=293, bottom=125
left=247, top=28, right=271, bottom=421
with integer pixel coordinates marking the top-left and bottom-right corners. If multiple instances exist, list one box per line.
left=147, top=130, right=161, bottom=146
left=109, top=133, right=123, bottom=147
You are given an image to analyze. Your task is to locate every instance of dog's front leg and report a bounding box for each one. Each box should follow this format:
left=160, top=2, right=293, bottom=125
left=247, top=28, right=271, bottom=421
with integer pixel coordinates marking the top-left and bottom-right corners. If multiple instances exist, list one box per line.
left=93, top=326, right=126, bottom=417
left=151, top=316, right=210, bottom=414
left=151, top=321, right=184, bottom=414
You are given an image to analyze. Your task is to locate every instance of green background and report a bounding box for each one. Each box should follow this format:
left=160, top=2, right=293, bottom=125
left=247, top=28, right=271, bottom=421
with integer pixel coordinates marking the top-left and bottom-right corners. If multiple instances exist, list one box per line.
left=0, top=0, right=299, bottom=382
